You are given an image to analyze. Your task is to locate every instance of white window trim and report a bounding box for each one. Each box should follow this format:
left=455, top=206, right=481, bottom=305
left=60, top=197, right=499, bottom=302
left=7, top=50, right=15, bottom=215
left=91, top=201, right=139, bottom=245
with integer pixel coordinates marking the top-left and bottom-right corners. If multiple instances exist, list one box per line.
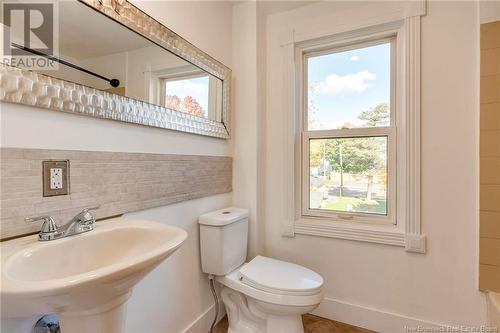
left=150, top=65, right=222, bottom=121
left=280, top=6, right=426, bottom=253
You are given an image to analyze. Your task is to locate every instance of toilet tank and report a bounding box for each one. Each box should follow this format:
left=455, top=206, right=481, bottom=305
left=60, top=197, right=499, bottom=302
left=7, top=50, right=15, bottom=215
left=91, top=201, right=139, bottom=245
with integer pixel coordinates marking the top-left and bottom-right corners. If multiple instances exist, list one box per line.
left=199, top=207, right=249, bottom=276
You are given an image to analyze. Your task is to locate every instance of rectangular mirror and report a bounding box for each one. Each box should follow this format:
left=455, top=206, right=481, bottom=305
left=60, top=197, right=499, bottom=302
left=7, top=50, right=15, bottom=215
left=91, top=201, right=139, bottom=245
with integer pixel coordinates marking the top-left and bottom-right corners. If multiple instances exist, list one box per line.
left=0, top=0, right=231, bottom=138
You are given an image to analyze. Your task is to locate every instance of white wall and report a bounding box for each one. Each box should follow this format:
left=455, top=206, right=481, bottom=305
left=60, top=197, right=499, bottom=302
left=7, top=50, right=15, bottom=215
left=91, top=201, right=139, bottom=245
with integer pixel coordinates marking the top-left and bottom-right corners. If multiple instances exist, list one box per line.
left=126, top=45, right=189, bottom=102
left=124, top=194, right=230, bottom=333
left=80, top=51, right=128, bottom=90
left=231, top=1, right=266, bottom=258
left=263, top=1, right=486, bottom=332
left=480, top=0, right=500, bottom=23
left=132, top=1, right=232, bottom=69
left=0, top=1, right=233, bottom=332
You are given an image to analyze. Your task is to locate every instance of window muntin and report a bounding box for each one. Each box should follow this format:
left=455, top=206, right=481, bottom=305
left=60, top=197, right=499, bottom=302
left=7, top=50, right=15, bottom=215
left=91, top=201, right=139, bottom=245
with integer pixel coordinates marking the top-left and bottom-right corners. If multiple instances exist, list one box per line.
left=302, top=38, right=396, bottom=224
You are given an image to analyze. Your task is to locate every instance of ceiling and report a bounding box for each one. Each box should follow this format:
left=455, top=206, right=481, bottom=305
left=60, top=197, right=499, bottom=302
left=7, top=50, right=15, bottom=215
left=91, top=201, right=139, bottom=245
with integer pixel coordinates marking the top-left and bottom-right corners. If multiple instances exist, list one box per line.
left=56, top=0, right=321, bottom=60
left=58, top=1, right=152, bottom=60
left=257, top=0, right=320, bottom=16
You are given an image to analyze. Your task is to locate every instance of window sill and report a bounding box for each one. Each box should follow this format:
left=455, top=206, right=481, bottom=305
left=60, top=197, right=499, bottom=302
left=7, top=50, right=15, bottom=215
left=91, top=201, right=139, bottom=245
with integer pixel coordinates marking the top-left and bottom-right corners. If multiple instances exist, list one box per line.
left=289, top=218, right=426, bottom=252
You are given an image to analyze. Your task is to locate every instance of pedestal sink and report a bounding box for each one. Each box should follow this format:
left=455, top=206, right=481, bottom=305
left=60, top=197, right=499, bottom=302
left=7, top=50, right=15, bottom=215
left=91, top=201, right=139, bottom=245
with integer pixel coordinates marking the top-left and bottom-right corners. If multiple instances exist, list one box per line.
left=1, top=217, right=187, bottom=332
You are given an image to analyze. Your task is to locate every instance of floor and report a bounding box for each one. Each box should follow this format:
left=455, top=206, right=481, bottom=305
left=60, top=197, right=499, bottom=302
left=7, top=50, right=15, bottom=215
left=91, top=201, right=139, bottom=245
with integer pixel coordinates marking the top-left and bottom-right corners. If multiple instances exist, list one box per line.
left=213, top=314, right=375, bottom=333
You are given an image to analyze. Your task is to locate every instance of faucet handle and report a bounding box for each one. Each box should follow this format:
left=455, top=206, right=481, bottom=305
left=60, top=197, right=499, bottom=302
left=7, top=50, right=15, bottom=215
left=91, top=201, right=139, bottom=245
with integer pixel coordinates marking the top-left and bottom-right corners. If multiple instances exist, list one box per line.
left=75, top=205, right=100, bottom=225
left=81, top=205, right=100, bottom=213
left=25, top=215, right=58, bottom=233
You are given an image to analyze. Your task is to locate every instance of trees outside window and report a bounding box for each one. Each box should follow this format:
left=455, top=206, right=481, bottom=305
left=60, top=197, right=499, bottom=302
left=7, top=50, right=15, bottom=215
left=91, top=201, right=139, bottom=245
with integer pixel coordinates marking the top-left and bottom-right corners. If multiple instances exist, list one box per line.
left=165, top=94, right=206, bottom=117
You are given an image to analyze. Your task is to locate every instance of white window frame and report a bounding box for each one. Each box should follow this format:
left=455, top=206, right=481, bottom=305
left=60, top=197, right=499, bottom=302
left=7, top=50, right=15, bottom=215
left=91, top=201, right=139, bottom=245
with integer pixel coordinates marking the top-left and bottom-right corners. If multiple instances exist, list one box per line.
left=150, top=65, right=223, bottom=121
left=301, top=37, right=397, bottom=225
left=280, top=14, right=426, bottom=253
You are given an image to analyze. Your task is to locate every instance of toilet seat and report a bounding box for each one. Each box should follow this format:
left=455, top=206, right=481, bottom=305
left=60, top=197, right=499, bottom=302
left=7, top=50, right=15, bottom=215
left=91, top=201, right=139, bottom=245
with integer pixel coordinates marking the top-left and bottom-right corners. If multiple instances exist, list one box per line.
left=239, top=256, right=323, bottom=297
left=216, top=257, right=323, bottom=307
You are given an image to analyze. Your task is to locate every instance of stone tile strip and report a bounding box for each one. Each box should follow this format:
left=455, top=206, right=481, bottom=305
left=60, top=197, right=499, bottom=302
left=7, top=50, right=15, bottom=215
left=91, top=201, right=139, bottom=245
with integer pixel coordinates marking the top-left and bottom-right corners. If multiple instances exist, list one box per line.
left=0, top=148, right=232, bottom=239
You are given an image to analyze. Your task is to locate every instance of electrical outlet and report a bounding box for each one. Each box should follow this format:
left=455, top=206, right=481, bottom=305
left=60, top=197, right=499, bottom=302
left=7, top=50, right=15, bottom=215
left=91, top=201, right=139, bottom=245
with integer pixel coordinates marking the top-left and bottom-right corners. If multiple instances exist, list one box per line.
left=50, top=168, right=63, bottom=189
left=43, top=161, right=70, bottom=197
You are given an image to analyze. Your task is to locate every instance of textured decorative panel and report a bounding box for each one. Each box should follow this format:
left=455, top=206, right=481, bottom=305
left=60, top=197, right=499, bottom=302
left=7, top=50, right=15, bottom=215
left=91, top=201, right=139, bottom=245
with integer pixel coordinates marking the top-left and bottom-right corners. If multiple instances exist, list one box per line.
left=0, top=0, right=231, bottom=139
left=0, top=148, right=232, bottom=239
left=0, top=65, right=229, bottom=138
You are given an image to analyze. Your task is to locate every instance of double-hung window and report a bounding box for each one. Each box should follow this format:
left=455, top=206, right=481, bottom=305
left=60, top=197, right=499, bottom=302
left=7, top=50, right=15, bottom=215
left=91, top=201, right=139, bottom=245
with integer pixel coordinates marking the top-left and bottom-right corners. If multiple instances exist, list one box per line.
left=286, top=10, right=424, bottom=251
left=301, top=38, right=397, bottom=225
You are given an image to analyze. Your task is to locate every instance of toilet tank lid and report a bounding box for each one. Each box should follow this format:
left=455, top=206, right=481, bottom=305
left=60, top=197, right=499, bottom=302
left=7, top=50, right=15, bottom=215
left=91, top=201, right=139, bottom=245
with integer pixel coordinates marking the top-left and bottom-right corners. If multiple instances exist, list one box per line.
left=198, top=207, right=249, bottom=226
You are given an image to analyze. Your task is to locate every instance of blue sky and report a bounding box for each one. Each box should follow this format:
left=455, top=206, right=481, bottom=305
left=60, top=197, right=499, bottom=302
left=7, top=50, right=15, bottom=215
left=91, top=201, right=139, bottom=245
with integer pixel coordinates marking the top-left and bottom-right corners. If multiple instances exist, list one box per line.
left=308, top=42, right=391, bottom=130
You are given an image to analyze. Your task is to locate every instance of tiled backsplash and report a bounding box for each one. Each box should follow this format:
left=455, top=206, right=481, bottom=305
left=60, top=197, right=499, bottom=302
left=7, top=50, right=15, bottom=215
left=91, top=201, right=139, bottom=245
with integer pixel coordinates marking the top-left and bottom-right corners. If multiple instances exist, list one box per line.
left=0, top=148, right=232, bottom=239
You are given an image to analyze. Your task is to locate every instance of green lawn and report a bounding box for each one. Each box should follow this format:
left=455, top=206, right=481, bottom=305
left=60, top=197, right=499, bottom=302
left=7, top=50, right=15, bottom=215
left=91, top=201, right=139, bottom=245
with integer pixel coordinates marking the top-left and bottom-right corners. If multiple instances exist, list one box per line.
left=321, top=196, right=387, bottom=215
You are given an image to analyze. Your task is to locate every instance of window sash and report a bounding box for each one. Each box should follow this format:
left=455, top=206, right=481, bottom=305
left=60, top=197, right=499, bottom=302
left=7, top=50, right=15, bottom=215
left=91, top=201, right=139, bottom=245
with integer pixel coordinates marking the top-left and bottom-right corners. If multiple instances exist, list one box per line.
left=302, top=127, right=396, bottom=225
left=303, top=37, right=397, bottom=131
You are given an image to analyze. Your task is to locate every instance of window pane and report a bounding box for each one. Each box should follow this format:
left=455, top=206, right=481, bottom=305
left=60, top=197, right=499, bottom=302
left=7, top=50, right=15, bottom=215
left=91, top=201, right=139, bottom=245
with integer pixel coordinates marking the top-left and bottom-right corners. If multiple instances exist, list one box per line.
left=165, top=76, right=209, bottom=118
left=309, top=136, right=388, bottom=215
left=307, top=43, right=391, bottom=130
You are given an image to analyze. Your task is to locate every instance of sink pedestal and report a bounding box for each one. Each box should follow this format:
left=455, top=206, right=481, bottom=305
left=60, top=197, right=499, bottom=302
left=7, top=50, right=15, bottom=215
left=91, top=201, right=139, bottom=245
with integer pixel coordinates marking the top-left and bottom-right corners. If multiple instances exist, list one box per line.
left=59, top=293, right=131, bottom=333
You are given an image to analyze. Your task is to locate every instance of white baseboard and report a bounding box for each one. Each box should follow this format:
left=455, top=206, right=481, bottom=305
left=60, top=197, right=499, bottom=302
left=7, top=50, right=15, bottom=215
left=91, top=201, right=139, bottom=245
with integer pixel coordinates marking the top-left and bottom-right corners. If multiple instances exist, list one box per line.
left=183, top=295, right=446, bottom=333
left=312, top=297, right=445, bottom=333
left=183, top=301, right=226, bottom=333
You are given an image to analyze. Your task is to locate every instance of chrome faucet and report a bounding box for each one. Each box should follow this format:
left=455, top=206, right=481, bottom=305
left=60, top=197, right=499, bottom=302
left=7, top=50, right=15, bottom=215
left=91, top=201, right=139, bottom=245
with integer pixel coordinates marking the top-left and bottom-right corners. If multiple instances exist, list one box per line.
left=25, top=206, right=100, bottom=241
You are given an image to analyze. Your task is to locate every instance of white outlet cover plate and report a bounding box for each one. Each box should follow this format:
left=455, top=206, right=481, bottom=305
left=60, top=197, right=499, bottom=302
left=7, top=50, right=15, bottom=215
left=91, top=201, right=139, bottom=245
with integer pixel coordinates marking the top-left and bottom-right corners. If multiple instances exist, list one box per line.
left=50, top=168, right=63, bottom=190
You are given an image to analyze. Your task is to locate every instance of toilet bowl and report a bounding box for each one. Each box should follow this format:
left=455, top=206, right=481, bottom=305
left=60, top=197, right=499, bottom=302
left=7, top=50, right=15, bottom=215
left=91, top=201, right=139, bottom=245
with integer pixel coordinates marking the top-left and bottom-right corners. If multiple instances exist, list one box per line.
left=199, top=208, right=324, bottom=333
left=217, top=256, right=323, bottom=333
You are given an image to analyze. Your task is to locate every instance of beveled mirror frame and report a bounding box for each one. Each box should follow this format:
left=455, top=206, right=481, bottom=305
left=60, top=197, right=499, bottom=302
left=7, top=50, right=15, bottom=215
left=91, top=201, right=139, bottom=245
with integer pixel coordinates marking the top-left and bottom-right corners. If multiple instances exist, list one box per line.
left=0, top=0, right=231, bottom=139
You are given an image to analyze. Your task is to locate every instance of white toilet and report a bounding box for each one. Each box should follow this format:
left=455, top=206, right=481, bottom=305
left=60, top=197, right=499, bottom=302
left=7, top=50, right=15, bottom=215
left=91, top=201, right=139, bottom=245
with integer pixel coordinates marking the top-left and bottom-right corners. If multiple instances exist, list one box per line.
left=199, top=208, right=324, bottom=333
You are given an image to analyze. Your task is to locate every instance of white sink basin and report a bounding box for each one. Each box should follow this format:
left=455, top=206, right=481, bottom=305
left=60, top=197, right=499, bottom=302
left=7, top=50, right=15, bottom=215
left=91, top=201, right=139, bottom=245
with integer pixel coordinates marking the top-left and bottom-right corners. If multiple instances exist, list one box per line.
left=1, top=217, right=187, bottom=332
